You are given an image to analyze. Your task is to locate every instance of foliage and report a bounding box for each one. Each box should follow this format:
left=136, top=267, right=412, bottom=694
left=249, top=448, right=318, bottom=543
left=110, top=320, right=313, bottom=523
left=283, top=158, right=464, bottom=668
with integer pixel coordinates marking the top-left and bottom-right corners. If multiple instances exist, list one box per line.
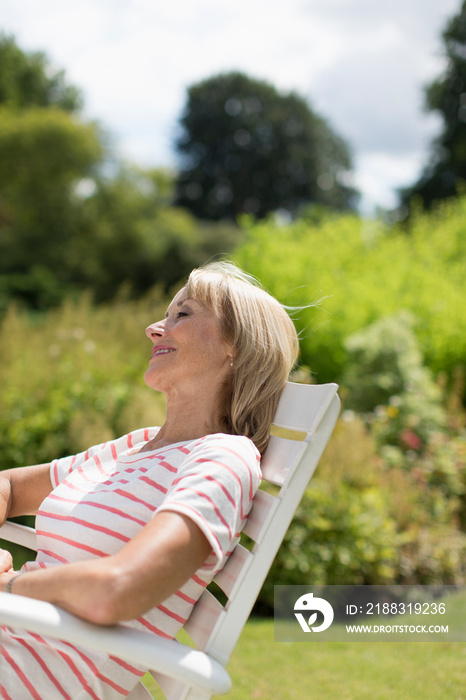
left=401, top=0, right=466, bottom=209
left=175, top=71, right=358, bottom=221
left=0, top=107, right=104, bottom=309
left=0, top=127, right=239, bottom=309
left=77, top=167, right=242, bottom=302
left=0, top=33, right=82, bottom=112
left=233, top=198, right=466, bottom=389
left=0, top=34, right=105, bottom=310
left=235, top=206, right=465, bottom=602
left=0, top=293, right=168, bottom=470
left=343, top=312, right=447, bottom=447
left=257, top=309, right=465, bottom=611
left=340, top=313, right=466, bottom=587
left=262, top=479, right=399, bottom=596
left=0, top=35, right=241, bottom=311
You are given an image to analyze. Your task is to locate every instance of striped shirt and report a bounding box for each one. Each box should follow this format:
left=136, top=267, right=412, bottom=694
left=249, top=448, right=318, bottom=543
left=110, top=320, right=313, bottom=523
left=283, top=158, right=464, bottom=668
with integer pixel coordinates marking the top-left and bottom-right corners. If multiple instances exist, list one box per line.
left=1, top=428, right=261, bottom=699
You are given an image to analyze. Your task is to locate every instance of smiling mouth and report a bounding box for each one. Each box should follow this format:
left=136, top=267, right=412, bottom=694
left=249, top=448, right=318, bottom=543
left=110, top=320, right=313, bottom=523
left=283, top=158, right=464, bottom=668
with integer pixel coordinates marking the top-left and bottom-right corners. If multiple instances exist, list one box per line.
left=151, top=347, right=175, bottom=358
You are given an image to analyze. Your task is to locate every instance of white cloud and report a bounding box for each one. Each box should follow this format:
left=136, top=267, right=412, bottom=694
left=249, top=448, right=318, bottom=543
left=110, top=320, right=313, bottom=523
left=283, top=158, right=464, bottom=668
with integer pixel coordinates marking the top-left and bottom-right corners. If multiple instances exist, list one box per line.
left=355, top=150, right=432, bottom=213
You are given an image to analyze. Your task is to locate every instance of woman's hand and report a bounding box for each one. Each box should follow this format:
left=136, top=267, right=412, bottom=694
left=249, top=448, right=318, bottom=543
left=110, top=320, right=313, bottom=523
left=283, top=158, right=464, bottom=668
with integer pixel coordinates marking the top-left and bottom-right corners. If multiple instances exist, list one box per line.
left=0, top=548, right=13, bottom=574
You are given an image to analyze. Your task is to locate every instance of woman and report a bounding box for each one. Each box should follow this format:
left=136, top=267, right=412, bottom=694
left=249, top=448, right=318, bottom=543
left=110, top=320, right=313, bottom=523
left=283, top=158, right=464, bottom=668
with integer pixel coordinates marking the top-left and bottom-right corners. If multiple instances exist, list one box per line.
left=0, top=262, right=299, bottom=699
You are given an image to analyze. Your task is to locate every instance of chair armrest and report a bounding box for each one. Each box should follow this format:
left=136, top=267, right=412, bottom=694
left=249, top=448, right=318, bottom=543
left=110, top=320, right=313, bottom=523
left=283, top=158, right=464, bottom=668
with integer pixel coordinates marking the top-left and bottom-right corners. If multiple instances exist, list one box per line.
left=0, top=522, right=37, bottom=551
left=0, top=593, right=231, bottom=695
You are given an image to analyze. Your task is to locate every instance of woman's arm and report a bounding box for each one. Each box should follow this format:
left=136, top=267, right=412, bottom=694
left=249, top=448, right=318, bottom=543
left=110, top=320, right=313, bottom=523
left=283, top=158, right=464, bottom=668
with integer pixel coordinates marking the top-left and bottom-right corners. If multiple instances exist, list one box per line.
left=0, top=463, right=53, bottom=523
left=0, top=463, right=53, bottom=574
left=0, top=510, right=212, bottom=625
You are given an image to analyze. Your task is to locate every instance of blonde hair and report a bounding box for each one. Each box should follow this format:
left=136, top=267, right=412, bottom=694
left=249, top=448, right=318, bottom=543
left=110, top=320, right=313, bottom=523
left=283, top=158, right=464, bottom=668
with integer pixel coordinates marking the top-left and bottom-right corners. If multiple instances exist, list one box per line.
left=186, top=262, right=300, bottom=454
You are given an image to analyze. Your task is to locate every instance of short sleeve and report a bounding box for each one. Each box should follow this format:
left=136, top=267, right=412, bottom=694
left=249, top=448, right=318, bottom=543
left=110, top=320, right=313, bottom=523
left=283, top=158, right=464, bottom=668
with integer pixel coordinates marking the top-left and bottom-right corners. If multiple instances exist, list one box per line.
left=156, top=434, right=261, bottom=572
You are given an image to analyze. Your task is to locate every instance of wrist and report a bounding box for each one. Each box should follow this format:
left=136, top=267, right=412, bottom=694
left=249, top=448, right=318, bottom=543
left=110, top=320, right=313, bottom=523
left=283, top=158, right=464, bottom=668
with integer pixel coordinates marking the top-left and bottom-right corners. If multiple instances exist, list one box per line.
left=5, top=572, right=22, bottom=594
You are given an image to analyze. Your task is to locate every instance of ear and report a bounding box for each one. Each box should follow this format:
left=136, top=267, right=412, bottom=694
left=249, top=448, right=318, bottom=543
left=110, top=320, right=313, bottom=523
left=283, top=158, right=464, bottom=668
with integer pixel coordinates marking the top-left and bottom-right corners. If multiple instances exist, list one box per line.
left=226, top=345, right=237, bottom=368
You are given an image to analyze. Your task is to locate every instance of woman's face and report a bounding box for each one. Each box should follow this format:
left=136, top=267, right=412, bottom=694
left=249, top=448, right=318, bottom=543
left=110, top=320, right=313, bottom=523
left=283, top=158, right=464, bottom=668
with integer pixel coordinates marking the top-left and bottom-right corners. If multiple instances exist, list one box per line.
left=144, top=287, right=233, bottom=396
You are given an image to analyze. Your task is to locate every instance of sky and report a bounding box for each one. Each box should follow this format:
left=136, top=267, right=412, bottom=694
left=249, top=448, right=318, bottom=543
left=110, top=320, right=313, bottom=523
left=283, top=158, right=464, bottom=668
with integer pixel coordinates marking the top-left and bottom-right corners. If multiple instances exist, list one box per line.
left=0, top=0, right=461, bottom=213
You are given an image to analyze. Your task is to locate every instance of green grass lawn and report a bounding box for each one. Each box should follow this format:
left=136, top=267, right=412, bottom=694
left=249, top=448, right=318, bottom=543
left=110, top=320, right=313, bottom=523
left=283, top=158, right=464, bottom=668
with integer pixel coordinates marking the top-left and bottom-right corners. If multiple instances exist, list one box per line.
left=143, top=617, right=466, bottom=700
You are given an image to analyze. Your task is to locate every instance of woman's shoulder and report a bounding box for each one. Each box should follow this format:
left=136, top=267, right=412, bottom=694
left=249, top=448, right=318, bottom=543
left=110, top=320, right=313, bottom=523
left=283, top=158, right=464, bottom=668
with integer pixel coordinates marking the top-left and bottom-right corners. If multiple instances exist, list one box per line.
left=198, top=432, right=259, bottom=452
left=187, top=433, right=261, bottom=473
left=176, top=433, right=262, bottom=495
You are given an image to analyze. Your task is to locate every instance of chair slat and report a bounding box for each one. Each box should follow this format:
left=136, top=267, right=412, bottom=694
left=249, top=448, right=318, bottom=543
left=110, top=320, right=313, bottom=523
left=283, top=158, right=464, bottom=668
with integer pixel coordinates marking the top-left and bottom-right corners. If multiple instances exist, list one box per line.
left=242, top=489, right=278, bottom=544
left=261, top=436, right=307, bottom=486
left=150, top=673, right=211, bottom=700
left=183, top=590, right=224, bottom=651
left=126, top=682, right=153, bottom=699
left=214, top=544, right=253, bottom=600
left=273, top=381, right=339, bottom=432
left=149, top=673, right=191, bottom=700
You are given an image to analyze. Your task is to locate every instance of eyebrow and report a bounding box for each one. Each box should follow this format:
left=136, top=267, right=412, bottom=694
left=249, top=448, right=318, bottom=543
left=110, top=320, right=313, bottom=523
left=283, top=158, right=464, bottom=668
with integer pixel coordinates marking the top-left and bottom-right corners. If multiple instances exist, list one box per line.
left=165, top=299, right=194, bottom=317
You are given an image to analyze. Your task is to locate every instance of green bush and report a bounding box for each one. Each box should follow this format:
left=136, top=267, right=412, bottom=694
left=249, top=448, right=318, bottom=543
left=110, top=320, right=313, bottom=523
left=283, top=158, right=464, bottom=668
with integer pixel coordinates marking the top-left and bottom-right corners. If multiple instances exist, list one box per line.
left=234, top=198, right=466, bottom=391
left=259, top=478, right=400, bottom=611
left=343, top=312, right=447, bottom=448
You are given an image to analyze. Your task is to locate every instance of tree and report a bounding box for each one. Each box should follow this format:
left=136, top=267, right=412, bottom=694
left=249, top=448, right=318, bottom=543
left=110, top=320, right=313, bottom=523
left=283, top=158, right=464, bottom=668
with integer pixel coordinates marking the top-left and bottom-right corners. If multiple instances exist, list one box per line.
left=0, top=33, right=82, bottom=112
left=0, top=107, right=104, bottom=308
left=401, top=1, right=466, bottom=209
left=0, top=35, right=104, bottom=309
left=0, top=36, right=241, bottom=311
left=175, top=72, right=358, bottom=221
left=78, top=167, right=241, bottom=301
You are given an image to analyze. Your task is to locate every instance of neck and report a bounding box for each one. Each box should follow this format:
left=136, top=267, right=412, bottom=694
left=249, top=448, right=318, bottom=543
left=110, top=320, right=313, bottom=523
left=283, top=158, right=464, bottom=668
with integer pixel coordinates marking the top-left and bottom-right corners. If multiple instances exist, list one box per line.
left=149, top=386, right=227, bottom=449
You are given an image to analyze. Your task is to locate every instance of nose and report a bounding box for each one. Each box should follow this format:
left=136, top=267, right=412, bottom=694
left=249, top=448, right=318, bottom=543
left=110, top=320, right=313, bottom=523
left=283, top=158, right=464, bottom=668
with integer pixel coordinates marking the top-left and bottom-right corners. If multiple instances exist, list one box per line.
left=145, top=320, right=166, bottom=340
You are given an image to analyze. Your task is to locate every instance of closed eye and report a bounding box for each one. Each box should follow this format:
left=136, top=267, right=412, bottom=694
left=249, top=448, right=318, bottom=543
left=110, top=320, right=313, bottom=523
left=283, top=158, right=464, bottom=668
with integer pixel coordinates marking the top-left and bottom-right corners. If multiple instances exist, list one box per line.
left=165, top=310, right=188, bottom=319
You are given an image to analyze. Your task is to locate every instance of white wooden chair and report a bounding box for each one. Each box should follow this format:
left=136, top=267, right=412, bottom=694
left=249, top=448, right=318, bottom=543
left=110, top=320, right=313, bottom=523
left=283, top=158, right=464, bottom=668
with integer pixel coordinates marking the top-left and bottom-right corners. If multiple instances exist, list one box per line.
left=0, top=381, right=340, bottom=700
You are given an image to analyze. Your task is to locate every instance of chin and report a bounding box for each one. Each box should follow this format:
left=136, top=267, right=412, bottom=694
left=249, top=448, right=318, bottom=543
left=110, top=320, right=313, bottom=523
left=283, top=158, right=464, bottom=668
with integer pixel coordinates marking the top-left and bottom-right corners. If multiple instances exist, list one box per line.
left=144, top=367, right=167, bottom=394
left=143, top=368, right=157, bottom=389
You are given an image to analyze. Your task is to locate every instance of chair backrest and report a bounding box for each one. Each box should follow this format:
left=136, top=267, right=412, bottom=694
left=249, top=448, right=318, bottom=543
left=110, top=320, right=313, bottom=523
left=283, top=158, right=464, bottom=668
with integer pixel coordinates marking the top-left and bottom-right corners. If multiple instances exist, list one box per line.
left=153, top=381, right=340, bottom=699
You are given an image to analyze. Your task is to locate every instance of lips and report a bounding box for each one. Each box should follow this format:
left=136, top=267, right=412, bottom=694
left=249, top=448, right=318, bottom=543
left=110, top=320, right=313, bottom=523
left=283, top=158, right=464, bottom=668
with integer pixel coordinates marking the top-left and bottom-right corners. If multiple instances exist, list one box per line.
left=151, top=346, right=175, bottom=359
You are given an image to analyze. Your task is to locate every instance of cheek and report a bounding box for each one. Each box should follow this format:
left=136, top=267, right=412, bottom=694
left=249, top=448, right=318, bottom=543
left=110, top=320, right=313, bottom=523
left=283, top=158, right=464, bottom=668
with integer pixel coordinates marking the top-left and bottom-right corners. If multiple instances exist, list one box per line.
left=195, top=335, right=226, bottom=367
